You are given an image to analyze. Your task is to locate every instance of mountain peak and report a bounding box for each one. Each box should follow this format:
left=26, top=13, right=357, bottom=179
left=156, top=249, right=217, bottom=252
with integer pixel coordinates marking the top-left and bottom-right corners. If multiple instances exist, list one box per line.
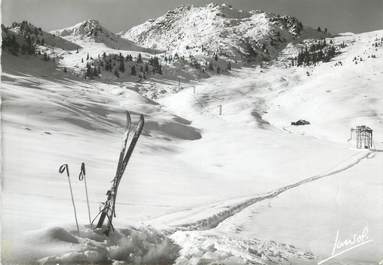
left=82, top=19, right=101, bottom=25
left=120, top=3, right=313, bottom=61
left=53, top=19, right=108, bottom=39
left=78, top=19, right=102, bottom=30
left=52, top=19, right=147, bottom=51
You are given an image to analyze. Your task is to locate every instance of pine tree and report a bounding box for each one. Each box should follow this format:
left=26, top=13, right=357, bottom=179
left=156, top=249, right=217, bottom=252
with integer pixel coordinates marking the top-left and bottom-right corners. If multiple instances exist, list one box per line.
left=21, top=44, right=27, bottom=54
left=114, top=69, right=120, bottom=78
left=297, top=22, right=303, bottom=34
left=11, top=35, right=20, bottom=55
left=25, top=35, right=34, bottom=54
left=131, top=65, right=136, bottom=75
left=108, top=58, right=112, bottom=71
left=208, top=61, right=214, bottom=71
left=137, top=53, right=143, bottom=63
left=43, top=52, right=49, bottom=61
left=86, top=63, right=92, bottom=78
left=119, top=59, right=125, bottom=72
left=93, top=67, right=98, bottom=77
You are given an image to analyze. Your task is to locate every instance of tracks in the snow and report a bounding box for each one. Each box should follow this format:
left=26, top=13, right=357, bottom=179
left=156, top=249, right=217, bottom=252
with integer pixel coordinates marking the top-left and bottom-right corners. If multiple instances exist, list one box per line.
left=171, top=151, right=375, bottom=233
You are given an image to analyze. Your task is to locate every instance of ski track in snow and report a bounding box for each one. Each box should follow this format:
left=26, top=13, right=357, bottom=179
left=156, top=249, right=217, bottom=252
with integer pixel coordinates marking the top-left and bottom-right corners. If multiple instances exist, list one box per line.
left=9, top=151, right=374, bottom=265
left=167, top=150, right=375, bottom=233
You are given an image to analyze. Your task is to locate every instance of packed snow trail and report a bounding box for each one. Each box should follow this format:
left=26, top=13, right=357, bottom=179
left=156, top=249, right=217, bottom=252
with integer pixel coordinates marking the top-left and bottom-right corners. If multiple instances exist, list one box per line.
left=160, top=150, right=374, bottom=233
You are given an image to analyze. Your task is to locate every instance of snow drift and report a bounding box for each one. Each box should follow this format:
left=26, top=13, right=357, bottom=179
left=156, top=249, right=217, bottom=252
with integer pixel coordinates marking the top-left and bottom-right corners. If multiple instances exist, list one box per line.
left=3, top=226, right=180, bottom=265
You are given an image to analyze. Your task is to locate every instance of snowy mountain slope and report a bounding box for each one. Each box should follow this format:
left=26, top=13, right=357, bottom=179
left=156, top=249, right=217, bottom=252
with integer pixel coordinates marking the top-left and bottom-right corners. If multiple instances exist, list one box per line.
left=158, top=30, right=383, bottom=144
left=47, top=19, right=211, bottom=85
left=121, top=3, right=327, bottom=61
left=265, top=30, right=383, bottom=143
left=216, top=150, right=383, bottom=265
left=2, top=21, right=80, bottom=51
left=52, top=19, right=149, bottom=52
left=1, top=8, right=383, bottom=265
left=153, top=30, right=383, bottom=264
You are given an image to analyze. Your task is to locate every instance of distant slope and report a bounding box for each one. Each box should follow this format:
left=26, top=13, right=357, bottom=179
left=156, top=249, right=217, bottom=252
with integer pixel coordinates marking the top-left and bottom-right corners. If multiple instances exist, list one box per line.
left=2, top=21, right=80, bottom=51
left=120, top=3, right=328, bottom=61
left=265, top=30, right=383, bottom=142
left=52, top=19, right=148, bottom=52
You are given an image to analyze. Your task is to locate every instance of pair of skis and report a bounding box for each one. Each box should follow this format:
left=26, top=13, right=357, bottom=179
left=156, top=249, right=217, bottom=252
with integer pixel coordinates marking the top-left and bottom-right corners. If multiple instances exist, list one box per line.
left=94, top=112, right=144, bottom=235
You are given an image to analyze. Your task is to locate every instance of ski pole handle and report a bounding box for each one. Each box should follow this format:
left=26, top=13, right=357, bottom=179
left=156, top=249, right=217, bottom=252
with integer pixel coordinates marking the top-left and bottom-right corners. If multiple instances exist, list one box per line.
left=59, top=164, right=70, bottom=177
left=78, top=162, right=86, bottom=181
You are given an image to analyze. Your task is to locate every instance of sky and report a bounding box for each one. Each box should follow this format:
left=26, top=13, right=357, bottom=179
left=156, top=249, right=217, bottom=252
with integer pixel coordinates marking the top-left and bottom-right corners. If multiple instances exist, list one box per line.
left=2, top=0, right=383, bottom=34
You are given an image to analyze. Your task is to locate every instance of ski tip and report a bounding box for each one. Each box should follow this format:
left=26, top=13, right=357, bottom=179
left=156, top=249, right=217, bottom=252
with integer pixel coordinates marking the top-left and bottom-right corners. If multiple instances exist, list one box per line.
left=139, top=114, right=145, bottom=129
left=126, top=111, right=131, bottom=124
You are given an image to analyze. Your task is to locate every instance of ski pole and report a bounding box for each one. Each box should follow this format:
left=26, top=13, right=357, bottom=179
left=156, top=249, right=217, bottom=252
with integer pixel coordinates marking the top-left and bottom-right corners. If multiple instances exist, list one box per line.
left=78, top=162, right=92, bottom=228
left=59, top=164, right=80, bottom=234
